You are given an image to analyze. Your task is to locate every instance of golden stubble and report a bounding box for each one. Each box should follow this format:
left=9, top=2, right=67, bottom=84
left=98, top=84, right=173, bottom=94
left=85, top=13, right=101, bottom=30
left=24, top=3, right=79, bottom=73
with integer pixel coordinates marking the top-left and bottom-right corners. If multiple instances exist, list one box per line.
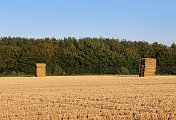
left=0, top=76, right=176, bottom=120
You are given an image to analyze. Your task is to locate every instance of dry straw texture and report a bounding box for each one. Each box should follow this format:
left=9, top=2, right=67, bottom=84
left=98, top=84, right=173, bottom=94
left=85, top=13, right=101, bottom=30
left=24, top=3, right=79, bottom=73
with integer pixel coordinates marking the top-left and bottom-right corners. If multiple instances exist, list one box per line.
left=36, top=63, right=46, bottom=77
left=0, top=76, right=176, bottom=119
left=139, top=58, right=156, bottom=77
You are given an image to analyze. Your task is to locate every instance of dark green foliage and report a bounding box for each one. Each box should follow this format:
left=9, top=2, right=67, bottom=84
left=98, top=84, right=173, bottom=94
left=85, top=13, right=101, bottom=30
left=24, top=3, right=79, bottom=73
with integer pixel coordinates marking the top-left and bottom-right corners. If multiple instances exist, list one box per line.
left=2, top=72, right=7, bottom=75
left=11, top=71, right=17, bottom=75
left=0, top=37, right=175, bottom=76
left=119, top=67, right=129, bottom=75
left=53, top=65, right=62, bottom=75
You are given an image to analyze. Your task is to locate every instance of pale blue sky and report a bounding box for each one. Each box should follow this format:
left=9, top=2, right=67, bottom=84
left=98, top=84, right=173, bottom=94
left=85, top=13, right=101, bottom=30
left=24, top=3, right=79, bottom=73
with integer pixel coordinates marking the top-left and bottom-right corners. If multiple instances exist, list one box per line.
left=0, top=0, right=176, bottom=46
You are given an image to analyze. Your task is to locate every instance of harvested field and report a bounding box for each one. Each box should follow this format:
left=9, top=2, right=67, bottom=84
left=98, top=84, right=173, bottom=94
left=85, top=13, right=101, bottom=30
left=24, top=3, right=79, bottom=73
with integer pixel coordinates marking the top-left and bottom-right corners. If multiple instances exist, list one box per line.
left=0, top=76, right=176, bottom=119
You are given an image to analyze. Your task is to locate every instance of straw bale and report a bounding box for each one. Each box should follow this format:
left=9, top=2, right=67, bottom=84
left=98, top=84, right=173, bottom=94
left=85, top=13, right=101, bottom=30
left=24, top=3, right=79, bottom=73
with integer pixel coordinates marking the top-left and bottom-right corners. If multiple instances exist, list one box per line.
left=139, top=58, right=156, bottom=77
left=36, top=63, right=46, bottom=77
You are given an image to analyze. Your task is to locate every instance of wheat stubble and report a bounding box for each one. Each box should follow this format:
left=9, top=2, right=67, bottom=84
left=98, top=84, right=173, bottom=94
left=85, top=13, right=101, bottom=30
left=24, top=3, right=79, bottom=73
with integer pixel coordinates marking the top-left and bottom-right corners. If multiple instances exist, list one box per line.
left=0, top=76, right=176, bottom=119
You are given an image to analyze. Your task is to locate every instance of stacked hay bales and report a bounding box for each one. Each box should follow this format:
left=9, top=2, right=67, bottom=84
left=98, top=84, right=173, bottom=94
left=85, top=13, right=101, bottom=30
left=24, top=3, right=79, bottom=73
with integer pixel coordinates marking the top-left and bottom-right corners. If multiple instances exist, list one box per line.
left=36, top=63, right=46, bottom=77
left=139, top=58, right=156, bottom=77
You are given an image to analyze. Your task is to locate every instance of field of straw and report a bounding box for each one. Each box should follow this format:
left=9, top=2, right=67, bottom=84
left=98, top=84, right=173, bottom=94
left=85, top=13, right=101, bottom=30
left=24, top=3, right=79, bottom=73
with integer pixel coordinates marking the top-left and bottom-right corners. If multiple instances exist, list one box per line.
left=0, top=76, right=176, bottom=119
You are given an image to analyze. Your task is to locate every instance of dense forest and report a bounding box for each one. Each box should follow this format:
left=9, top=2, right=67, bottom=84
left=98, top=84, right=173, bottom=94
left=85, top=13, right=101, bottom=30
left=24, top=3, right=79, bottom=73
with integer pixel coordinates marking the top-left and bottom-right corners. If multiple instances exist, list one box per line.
left=0, top=37, right=175, bottom=76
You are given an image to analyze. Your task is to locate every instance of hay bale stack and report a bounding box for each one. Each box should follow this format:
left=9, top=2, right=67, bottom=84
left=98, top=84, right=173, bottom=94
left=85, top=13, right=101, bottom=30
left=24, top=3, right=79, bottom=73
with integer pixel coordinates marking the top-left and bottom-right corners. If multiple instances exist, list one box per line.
left=36, top=63, right=46, bottom=77
left=139, top=58, right=156, bottom=77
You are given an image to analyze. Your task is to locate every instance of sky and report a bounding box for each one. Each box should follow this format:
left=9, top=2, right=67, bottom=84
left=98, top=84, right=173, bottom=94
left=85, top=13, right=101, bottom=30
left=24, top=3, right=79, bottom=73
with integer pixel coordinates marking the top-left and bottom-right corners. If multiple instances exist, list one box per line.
left=0, top=0, right=176, bottom=46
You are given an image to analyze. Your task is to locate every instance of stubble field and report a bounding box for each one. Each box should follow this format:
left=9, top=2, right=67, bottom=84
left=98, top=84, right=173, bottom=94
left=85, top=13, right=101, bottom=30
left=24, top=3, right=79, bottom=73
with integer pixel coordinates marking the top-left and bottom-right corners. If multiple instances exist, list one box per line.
left=0, top=76, right=176, bottom=120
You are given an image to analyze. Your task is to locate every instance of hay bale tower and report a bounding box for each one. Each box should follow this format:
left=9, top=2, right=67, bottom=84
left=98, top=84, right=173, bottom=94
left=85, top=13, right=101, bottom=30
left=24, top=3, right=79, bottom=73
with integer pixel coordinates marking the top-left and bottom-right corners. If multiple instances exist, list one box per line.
left=36, top=63, right=46, bottom=77
left=139, top=58, right=156, bottom=77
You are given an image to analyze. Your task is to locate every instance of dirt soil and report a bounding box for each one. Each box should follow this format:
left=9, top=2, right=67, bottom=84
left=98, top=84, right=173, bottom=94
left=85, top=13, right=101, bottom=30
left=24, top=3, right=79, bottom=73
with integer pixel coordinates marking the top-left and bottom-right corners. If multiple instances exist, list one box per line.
left=0, top=76, right=176, bottom=119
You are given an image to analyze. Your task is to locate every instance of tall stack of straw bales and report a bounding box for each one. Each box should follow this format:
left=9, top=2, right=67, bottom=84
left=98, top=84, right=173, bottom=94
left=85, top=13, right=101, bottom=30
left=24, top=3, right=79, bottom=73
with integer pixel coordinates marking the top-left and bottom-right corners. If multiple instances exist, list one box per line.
left=139, top=58, right=156, bottom=77
left=36, top=63, right=46, bottom=77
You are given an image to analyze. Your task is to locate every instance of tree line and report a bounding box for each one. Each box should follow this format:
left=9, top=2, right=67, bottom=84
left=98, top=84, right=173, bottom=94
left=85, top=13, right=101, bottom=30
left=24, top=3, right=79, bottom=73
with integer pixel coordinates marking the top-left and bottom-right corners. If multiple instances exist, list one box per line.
left=0, top=37, right=175, bottom=76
